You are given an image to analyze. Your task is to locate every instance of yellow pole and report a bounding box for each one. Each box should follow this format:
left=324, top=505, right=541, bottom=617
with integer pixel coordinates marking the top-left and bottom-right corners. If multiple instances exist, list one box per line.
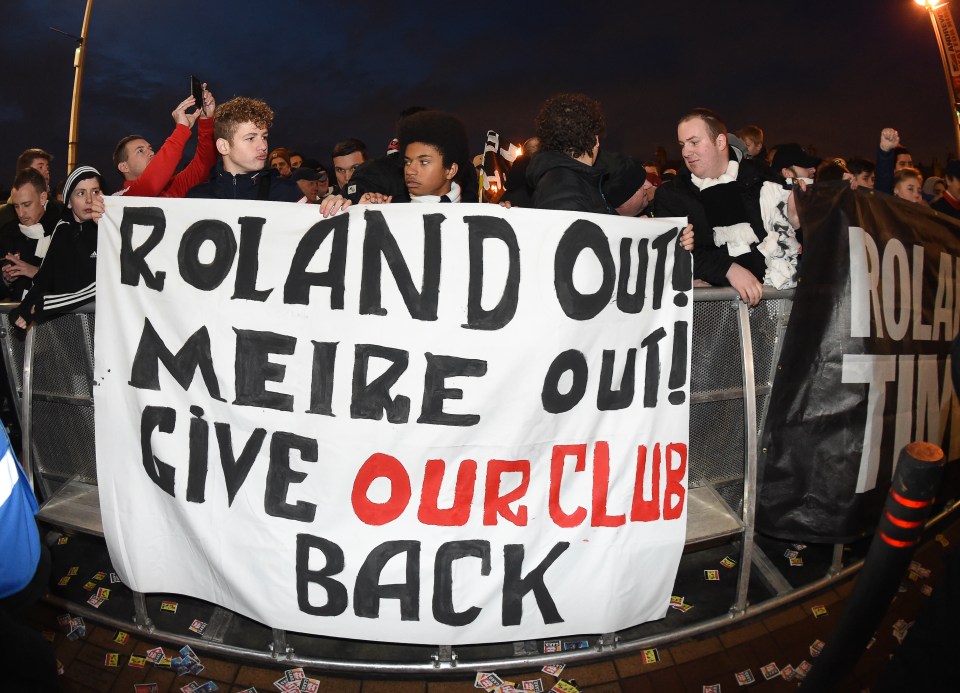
left=67, top=0, right=94, bottom=175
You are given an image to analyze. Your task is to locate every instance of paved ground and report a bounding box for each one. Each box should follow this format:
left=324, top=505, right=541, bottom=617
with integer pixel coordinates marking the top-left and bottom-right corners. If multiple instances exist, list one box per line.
left=20, top=518, right=959, bottom=692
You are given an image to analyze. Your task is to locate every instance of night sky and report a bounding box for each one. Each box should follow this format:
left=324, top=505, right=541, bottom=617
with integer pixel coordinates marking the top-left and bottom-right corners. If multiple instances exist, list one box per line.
left=1, top=1, right=956, bottom=194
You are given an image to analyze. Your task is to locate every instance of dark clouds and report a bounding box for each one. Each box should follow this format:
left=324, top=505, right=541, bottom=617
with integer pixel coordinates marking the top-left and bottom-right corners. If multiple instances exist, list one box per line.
left=0, top=1, right=954, bottom=192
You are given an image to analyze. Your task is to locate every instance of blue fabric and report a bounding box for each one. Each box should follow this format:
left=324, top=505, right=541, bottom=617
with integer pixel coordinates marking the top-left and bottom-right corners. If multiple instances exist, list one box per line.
left=0, top=427, right=40, bottom=599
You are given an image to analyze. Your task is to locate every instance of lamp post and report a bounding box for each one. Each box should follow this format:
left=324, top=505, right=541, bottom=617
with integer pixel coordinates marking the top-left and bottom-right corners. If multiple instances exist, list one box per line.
left=52, top=0, right=94, bottom=175
left=915, top=0, right=960, bottom=156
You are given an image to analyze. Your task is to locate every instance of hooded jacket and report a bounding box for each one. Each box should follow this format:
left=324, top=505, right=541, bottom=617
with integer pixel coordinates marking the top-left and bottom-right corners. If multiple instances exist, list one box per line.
left=527, top=151, right=609, bottom=215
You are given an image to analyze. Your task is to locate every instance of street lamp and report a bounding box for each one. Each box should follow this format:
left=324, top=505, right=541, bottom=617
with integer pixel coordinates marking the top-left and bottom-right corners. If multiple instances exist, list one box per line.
left=915, top=0, right=960, bottom=156
left=50, top=0, right=94, bottom=175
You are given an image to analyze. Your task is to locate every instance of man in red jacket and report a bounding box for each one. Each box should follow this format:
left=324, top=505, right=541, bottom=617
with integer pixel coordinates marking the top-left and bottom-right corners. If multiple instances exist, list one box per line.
left=112, top=84, right=217, bottom=198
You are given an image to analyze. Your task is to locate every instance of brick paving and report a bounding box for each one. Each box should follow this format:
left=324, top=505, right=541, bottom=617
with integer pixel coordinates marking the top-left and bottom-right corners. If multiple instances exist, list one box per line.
left=21, top=519, right=958, bottom=693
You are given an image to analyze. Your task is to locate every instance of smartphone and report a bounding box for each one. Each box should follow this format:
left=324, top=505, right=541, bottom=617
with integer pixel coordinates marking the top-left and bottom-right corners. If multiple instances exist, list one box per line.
left=190, top=76, right=204, bottom=113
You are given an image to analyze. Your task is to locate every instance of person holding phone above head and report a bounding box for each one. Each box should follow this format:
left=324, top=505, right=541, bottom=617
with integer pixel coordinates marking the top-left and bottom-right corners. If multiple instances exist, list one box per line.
left=112, top=81, right=217, bottom=198
left=10, top=167, right=104, bottom=329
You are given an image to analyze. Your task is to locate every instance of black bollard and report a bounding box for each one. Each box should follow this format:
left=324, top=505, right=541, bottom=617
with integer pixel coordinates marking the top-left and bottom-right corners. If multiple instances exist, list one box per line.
left=798, top=441, right=946, bottom=691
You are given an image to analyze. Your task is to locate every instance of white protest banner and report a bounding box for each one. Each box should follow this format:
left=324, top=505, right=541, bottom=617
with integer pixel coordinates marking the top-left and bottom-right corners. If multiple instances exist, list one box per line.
left=94, top=198, right=691, bottom=644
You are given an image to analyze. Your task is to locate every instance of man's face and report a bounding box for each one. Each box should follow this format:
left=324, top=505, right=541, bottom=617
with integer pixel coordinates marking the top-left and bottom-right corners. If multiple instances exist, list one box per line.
left=296, top=178, right=319, bottom=202
left=894, top=176, right=922, bottom=204
left=855, top=171, right=875, bottom=189
left=404, top=142, right=455, bottom=197
left=120, top=139, right=155, bottom=179
left=678, top=117, right=728, bottom=179
left=289, top=154, right=303, bottom=169
left=743, top=137, right=763, bottom=157
left=29, top=157, right=51, bottom=188
left=333, top=151, right=365, bottom=189
left=11, top=185, right=47, bottom=226
left=271, top=156, right=291, bottom=177
left=219, top=123, right=269, bottom=175
left=946, top=175, right=960, bottom=199
left=895, top=152, right=914, bottom=171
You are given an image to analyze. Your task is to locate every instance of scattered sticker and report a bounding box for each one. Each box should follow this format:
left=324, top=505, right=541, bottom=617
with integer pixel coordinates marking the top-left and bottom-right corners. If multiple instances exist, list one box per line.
left=702, top=685, right=722, bottom=693
left=920, top=583, right=934, bottom=596
left=96, top=587, right=110, bottom=599
left=543, top=640, right=561, bottom=654
left=128, top=654, right=147, bottom=668
left=145, top=646, right=165, bottom=664
left=57, top=576, right=71, bottom=586
left=195, top=682, right=219, bottom=693
left=704, top=569, right=720, bottom=581
left=789, top=557, right=804, bottom=567
left=719, top=556, right=736, bottom=568
left=641, top=647, right=660, bottom=664
left=760, top=662, right=780, bottom=680
left=550, top=682, right=578, bottom=693
left=189, top=619, right=208, bottom=635
left=57, top=536, right=69, bottom=545
left=134, top=684, right=159, bottom=693
left=810, top=639, right=825, bottom=657
left=811, top=605, right=829, bottom=618
left=521, top=679, right=544, bottom=692
left=735, top=668, right=755, bottom=686
left=160, top=600, right=178, bottom=613
left=780, top=664, right=796, bottom=681
left=795, top=660, right=812, bottom=679
left=562, top=640, right=589, bottom=651
left=678, top=602, right=694, bottom=612
left=792, top=543, right=807, bottom=551
left=669, top=595, right=685, bottom=608
left=936, top=534, right=950, bottom=547
left=113, top=630, right=129, bottom=644
left=104, top=653, right=120, bottom=667
left=86, top=595, right=105, bottom=608
left=784, top=549, right=798, bottom=559
left=67, top=566, right=79, bottom=576
left=476, top=673, right=504, bottom=689
left=82, top=581, right=96, bottom=591
left=109, top=572, right=122, bottom=584
left=92, top=571, right=107, bottom=581
left=542, top=664, right=565, bottom=677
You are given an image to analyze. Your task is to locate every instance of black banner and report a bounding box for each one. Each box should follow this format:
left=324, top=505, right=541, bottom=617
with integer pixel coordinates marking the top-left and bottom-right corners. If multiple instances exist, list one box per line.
left=757, top=183, right=960, bottom=543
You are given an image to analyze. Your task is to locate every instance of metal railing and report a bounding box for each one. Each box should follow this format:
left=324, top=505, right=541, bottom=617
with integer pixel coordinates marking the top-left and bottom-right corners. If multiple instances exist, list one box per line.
left=6, top=289, right=949, bottom=674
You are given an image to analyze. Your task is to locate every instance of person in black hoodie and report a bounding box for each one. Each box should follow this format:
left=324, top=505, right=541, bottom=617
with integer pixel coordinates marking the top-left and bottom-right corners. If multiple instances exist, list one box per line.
left=11, top=166, right=104, bottom=328
left=527, top=93, right=609, bottom=214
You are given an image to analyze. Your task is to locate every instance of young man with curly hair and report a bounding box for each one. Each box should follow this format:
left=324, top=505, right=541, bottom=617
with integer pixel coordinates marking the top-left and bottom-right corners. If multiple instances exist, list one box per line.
left=527, top=92, right=609, bottom=214
left=186, top=96, right=302, bottom=202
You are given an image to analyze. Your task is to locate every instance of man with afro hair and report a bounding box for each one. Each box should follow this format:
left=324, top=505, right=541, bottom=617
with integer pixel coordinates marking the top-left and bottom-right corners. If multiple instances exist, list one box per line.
left=526, top=93, right=609, bottom=214
left=359, top=110, right=477, bottom=204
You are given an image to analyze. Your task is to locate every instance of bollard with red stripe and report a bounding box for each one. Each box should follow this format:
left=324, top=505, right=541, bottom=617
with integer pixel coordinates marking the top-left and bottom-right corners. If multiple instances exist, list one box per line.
left=799, top=441, right=946, bottom=690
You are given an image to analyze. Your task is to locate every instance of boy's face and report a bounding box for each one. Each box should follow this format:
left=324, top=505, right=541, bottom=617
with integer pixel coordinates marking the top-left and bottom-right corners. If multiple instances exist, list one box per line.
left=68, top=178, right=102, bottom=223
left=743, top=136, right=762, bottom=157
left=218, top=122, right=269, bottom=175
left=404, top=142, right=456, bottom=197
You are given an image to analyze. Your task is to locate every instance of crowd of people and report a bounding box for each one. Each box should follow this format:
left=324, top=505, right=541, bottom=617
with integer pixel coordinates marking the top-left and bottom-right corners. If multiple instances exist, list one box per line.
left=0, top=87, right=955, bottom=324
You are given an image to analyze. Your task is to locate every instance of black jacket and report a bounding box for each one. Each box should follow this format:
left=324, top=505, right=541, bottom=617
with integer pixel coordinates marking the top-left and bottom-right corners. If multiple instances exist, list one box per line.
left=10, top=211, right=97, bottom=326
left=186, top=162, right=302, bottom=202
left=655, top=158, right=781, bottom=286
left=527, top=151, right=609, bottom=215
left=0, top=202, right=62, bottom=300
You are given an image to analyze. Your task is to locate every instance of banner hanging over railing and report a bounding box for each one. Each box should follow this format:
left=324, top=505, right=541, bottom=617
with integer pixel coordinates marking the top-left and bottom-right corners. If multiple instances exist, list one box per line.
left=758, top=183, right=960, bottom=544
left=94, top=199, right=691, bottom=644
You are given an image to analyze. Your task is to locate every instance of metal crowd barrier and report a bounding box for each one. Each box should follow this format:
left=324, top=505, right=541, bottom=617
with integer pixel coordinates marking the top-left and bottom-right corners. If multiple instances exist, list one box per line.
left=1, top=291, right=953, bottom=673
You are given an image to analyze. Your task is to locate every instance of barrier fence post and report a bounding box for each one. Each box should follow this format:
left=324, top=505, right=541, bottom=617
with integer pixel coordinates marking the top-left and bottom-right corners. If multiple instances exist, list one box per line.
left=798, top=442, right=947, bottom=690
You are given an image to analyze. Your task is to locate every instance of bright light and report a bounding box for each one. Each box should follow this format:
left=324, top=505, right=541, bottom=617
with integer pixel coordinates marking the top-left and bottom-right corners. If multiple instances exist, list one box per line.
left=915, top=0, right=947, bottom=9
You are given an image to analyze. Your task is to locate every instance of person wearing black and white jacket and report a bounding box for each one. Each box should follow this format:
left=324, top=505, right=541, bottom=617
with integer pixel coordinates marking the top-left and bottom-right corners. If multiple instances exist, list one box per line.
left=10, top=166, right=104, bottom=328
